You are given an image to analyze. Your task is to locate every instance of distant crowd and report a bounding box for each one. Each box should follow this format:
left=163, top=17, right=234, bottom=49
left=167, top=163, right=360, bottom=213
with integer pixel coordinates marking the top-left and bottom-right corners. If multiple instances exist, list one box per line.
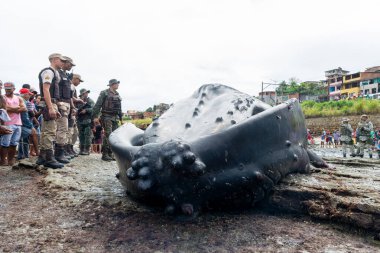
left=307, top=115, right=380, bottom=158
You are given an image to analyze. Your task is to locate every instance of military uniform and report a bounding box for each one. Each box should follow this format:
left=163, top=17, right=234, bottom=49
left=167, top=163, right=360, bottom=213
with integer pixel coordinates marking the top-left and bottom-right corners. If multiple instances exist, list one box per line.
left=93, top=79, right=122, bottom=161
left=55, top=68, right=72, bottom=164
left=36, top=53, right=66, bottom=169
left=340, top=119, right=354, bottom=157
left=77, top=89, right=94, bottom=155
left=356, top=115, right=374, bottom=158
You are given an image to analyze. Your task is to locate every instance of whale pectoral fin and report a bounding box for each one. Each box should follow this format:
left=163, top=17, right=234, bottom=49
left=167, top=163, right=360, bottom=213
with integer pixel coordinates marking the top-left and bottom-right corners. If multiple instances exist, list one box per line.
left=307, top=149, right=329, bottom=168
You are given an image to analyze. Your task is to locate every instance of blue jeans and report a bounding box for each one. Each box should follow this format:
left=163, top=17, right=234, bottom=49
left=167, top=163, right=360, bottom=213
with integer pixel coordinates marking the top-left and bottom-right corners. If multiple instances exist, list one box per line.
left=1, top=125, right=22, bottom=147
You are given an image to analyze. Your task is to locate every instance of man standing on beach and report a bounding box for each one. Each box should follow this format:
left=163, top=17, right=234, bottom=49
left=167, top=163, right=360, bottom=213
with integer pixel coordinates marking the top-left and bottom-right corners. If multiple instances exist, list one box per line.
left=36, top=53, right=65, bottom=169
left=93, top=79, right=122, bottom=161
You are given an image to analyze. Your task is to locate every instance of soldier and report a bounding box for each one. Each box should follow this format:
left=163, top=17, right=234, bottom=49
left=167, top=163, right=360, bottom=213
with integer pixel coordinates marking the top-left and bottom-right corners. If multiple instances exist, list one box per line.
left=36, top=53, right=65, bottom=169
left=340, top=118, right=354, bottom=158
left=77, top=88, right=94, bottom=155
left=54, top=56, right=75, bottom=164
left=67, top=74, right=84, bottom=157
left=356, top=114, right=374, bottom=158
left=93, top=79, right=122, bottom=161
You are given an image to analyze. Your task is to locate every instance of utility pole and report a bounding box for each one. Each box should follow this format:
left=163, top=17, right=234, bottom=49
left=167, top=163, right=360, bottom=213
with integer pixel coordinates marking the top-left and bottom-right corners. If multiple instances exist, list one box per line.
left=261, top=81, right=280, bottom=103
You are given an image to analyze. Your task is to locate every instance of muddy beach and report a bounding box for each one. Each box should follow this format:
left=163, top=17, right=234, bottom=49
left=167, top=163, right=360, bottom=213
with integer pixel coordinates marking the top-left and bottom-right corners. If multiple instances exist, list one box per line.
left=0, top=151, right=379, bottom=252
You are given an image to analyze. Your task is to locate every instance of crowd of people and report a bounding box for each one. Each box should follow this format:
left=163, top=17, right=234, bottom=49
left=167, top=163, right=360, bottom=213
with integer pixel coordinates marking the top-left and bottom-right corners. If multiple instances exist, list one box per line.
left=0, top=53, right=123, bottom=169
left=308, top=115, right=380, bottom=158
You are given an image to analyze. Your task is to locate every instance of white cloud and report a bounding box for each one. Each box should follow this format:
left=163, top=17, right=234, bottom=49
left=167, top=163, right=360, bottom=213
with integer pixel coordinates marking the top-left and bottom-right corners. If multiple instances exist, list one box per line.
left=1, top=0, right=380, bottom=110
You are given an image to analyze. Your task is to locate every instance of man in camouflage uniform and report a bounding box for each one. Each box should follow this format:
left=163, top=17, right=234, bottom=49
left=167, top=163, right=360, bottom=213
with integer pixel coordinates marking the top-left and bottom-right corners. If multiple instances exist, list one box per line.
left=93, top=79, right=122, bottom=161
left=340, top=118, right=354, bottom=158
left=77, top=88, right=94, bottom=155
left=356, top=114, right=374, bottom=158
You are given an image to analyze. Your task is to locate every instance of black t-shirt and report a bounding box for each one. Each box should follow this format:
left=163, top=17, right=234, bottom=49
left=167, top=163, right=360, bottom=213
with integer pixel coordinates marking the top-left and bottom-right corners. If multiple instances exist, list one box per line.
left=94, top=125, right=102, bottom=140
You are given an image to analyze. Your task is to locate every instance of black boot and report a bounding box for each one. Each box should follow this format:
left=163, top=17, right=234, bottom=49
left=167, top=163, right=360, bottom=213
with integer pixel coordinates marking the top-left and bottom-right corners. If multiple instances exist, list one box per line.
left=65, top=144, right=75, bottom=159
left=101, top=153, right=113, bottom=161
left=82, top=145, right=90, bottom=155
left=44, top=149, right=64, bottom=169
left=79, top=145, right=85, bottom=155
left=369, top=154, right=373, bottom=159
left=69, top=144, right=78, bottom=157
left=36, top=149, right=46, bottom=165
left=55, top=145, right=70, bottom=164
left=343, top=153, right=346, bottom=158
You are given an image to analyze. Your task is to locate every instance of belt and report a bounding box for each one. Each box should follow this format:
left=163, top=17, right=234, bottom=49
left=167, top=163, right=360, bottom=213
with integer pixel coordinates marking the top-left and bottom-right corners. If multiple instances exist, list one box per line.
left=41, top=98, right=57, bottom=104
left=57, top=98, right=71, bottom=103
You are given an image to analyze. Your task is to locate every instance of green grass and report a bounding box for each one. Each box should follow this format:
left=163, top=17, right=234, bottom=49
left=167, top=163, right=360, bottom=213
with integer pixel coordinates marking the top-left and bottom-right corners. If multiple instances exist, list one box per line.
left=128, top=118, right=153, bottom=129
left=301, top=99, right=380, bottom=118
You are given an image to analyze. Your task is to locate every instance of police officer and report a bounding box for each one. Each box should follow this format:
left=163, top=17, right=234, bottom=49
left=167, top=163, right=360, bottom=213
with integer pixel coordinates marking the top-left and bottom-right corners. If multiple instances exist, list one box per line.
left=93, top=79, right=122, bottom=161
left=356, top=114, right=374, bottom=158
left=36, top=53, right=65, bottom=169
left=67, top=74, right=84, bottom=157
left=77, top=88, right=94, bottom=155
left=54, top=56, right=75, bottom=164
left=340, top=118, right=354, bottom=158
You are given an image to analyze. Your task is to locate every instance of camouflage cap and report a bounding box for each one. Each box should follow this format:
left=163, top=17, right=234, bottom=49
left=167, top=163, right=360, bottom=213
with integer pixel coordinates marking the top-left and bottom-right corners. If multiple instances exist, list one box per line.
left=79, top=88, right=90, bottom=96
left=342, top=118, right=350, bottom=122
left=48, top=53, right=66, bottom=61
left=62, top=56, right=76, bottom=66
left=73, top=74, right=83, bottom=82
left=361, top=114, right=368, bottom=119
left=108, top=79, right=120, bottom=86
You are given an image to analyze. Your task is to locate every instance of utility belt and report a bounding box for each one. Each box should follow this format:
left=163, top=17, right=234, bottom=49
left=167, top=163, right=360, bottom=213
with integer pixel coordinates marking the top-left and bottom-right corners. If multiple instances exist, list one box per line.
left=41, top=97, right=58, bottom=104
left=57, top=98, right=71, bottom=103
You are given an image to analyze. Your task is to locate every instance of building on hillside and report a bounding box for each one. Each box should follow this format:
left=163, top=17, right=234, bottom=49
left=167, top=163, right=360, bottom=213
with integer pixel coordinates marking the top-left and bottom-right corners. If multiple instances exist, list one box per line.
left=258, top=91, right=276, bottom=105
left=325, top=67, right=350, bottom=100
left=126, top=110, right=144, bottom=120
left=143, top=111, right=155, bottom=118
left=342, top=69, right=380, bottom=99
left=360, top=66, right=380, bottom=96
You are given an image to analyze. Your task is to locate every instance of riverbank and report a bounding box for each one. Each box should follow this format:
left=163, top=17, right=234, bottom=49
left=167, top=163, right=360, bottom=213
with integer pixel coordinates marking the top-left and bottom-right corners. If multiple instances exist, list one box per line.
left=306, top=114, right=380, bottom=135
left=0, top=154, right=379, bottom=252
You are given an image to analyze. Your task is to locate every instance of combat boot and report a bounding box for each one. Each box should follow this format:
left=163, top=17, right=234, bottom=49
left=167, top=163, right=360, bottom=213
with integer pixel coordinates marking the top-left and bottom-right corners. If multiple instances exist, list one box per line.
left=65, top=144, right=75, bottom=159
left=343, top=153, right=346, bottom=158
left=36, top=149, right=46, bottom=165
left=0, top=146, right=8, bottom=166
left=82, top=145, right=90, bottom=155
left=44, top=149, right=64, bottom=169
left=55, top=144, right=70, bottom=164
left=369, top=154, right=373, bottom=159
left=101, top=153, right=113, bottom=162
left=79, top=145, right=85, bottom=155
left=7, top=145, right=17, bottom=166
left=69, top=144, right=78, bottom=157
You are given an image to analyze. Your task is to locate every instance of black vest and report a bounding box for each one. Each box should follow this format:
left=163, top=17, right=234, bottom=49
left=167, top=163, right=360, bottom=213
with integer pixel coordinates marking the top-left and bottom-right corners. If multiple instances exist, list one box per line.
left=102, top=90, right=122, bottom=115
left=58, top=70, right=73, bottom=99
left=38, top=67, right=60, bottom=99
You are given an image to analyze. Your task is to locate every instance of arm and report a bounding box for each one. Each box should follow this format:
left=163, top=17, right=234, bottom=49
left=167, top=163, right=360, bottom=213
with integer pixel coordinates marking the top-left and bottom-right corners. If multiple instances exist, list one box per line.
left=92, top=91, right=105, bottom=119
left=43, top=83, right=58, bottom=119
left=17, top=97, right=27, bottom=113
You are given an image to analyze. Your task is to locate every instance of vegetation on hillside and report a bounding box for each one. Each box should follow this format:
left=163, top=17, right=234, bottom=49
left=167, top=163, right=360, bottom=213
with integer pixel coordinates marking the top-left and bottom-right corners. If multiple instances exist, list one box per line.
left=301, top=99, right=380, bottom=118
left=276, top=78, right=327, bottom=96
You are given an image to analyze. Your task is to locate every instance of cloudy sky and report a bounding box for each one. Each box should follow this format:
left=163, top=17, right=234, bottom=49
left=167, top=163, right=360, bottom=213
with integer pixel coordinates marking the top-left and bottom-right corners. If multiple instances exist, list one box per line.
left=1, top=0, right=380, bottom=111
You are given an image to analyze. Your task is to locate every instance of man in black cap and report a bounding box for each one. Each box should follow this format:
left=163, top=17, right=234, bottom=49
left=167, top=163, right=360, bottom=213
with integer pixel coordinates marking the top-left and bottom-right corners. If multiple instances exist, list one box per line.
left=93, top=79, right=122, bottom=161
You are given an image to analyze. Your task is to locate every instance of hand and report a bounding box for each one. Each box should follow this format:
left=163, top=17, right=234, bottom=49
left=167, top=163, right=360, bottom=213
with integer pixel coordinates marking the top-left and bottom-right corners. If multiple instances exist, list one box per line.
left=77, top=99, right=85, bottom=104
left=79, top=109, right=86, bottom=115
left=48, top=108, right=57, bottom=120
left=0, top=126, right=12, bottom=135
